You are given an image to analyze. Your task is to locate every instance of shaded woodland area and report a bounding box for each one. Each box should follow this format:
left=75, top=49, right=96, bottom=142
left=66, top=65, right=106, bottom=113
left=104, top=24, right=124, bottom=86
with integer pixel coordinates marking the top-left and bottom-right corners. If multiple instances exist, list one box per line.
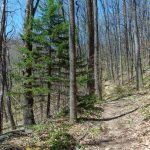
left=0, top=0, right=150, bottom=149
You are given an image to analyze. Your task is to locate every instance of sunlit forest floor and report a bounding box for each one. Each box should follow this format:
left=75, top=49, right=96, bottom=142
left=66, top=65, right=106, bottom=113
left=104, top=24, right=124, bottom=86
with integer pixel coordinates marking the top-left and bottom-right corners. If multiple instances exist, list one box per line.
left=0, top=71, right=150, bottom=150
left=83, top=82, right=150, bottom=150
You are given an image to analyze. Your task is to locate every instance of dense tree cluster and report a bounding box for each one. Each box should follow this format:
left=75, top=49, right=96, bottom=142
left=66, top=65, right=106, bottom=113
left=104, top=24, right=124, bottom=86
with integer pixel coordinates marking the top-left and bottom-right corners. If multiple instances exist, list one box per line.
left=0, top=0, right=150, bottom=134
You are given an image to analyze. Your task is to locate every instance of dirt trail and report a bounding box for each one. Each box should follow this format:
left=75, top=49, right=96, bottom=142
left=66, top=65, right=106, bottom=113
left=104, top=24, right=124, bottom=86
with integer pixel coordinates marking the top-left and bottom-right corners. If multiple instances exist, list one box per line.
left=84, top=97, right=150, bottom=150
left=99, top=99, right=139, bottom=150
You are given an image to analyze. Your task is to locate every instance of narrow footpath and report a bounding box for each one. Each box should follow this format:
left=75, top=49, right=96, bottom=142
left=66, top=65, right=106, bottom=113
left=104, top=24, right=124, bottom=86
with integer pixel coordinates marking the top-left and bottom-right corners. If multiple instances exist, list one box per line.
left=83, top=94, right=150, bottom=150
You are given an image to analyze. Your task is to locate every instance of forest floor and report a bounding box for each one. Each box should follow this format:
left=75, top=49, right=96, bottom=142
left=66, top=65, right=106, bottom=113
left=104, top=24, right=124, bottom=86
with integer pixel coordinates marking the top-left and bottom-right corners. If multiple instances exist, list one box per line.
left=79, top=80, right=150, bottom=150
left=0, top=79, right=150, bottom=150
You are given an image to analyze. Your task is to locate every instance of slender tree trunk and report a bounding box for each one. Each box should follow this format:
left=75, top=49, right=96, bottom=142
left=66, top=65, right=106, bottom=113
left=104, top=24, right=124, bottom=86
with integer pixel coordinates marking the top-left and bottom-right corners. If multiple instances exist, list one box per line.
left=128, top=0, right=135, bottom=80
left=86, top=0, right=94, bottom=94
left=6, top=96, right=16, bottom=129
left=4, top=55, right=16, bottom=129
left=2, top=28, right=16, bottom=130
left=47, top=47, right=51, bottom=118
left=40, top=97, right=43, bottom=121
left=59, top=0, right=65, bottom=21
left=0, top=0, right=6, bottom=134
left=57, top=62, right=61, bottom=111
left=68, top=0, right=77, bottom=123
left=76, top=0, right=82, bottom=56
left=123, top=0, right=130, bottom=82
left=93, top=0, right=102, bottom=100
left=133, top=0, right=143, bottom=90
left=116, top=0, right=123, bottom=85
left=100, top=0, right=114, bottom=80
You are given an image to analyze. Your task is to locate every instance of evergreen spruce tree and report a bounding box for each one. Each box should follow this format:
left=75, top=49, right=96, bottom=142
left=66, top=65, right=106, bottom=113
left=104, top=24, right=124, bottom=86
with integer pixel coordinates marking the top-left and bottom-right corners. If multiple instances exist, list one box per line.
left=16, top=0, right=69, bottom=119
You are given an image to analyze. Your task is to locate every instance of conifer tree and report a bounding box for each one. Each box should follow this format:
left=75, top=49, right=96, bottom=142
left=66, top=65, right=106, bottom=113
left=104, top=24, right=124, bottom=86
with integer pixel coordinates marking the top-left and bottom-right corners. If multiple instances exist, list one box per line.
left=30, top=0, right=69, bottom=116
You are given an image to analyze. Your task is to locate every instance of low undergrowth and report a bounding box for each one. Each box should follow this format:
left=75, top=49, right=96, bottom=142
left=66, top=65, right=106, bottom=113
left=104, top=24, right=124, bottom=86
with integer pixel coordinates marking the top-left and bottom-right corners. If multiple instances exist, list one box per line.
left=139, top=106, right=150, bottom=121
left=0, top=122, right=77, bottom=150
left=28, top=122, right=76, bottom=150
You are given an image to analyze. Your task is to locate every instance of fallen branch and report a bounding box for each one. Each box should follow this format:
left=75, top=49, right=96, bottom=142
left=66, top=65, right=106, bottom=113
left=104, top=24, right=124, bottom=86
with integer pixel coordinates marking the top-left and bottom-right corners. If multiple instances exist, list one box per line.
left=0, top=129, right=30, bottom=142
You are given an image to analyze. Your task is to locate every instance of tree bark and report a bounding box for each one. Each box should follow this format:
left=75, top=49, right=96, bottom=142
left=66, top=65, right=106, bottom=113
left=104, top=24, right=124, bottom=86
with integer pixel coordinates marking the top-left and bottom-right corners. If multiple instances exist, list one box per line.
left=123, top=0, right=130, bottom=82
left=93, top=0, right=102, bottom=100
left=86, top=0, right=94, bottom=94
left=0, top=0, right=6, bottom=134
left=47, top=47, right=51, bottom=118
left=4, top=49, right=16, bottom=130
left=68, top=0, right=77, bottom=123
left=133, top=0, right=143, bottom=90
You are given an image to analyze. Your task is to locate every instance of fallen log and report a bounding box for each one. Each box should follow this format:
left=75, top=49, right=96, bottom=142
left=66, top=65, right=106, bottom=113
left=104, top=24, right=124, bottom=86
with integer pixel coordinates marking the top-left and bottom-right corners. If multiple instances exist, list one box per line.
left=0, top=129, right=31, bottom=142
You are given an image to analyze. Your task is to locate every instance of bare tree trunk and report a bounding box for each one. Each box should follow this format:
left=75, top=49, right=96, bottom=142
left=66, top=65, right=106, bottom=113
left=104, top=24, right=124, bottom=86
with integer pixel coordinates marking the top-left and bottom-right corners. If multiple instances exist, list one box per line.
left=133, top=0, right=143, bottom=90
left=93, top=0, right=102, bottom=100
left=123, top=0, right=130, bottom=82
left=100, top=0, right=114, bottom=80
left=86, top=0, right=94, bottom=94
left=47, top=47, right=51, bottom=118
left=2, top=19, right=16, bottom=130
left=76, top=0, right=82, bottom=56
left=4, top=53, right=16, bottom=130
left=57, top=62, right=61, bottom=112
left=0, top=0, right=6, bottom=134
left=40, top=97, right=43, bottom=121
left=3, top=105, right=8, bottom=123
left=128, top=0, right=135, bottom=80
left=68, top=0, right=77, bottom=123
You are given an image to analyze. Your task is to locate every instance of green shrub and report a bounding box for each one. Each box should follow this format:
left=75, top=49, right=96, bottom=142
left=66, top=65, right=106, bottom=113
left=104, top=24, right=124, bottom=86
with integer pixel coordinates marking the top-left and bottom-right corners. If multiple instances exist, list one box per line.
left=114, top=85, right=125, bottom=96
left=30, top=123, right=76, bottom=150
left=50, top=132, right=75, bottom=150
left=77, top=94, right=96, bottom=110
left=77, top=75, right=88, bottom=86
left=55, top=106, right=69, bottom=118
left=139, top=107, right=150, bottom=121
left=89, top=127, right=102, bottom=138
